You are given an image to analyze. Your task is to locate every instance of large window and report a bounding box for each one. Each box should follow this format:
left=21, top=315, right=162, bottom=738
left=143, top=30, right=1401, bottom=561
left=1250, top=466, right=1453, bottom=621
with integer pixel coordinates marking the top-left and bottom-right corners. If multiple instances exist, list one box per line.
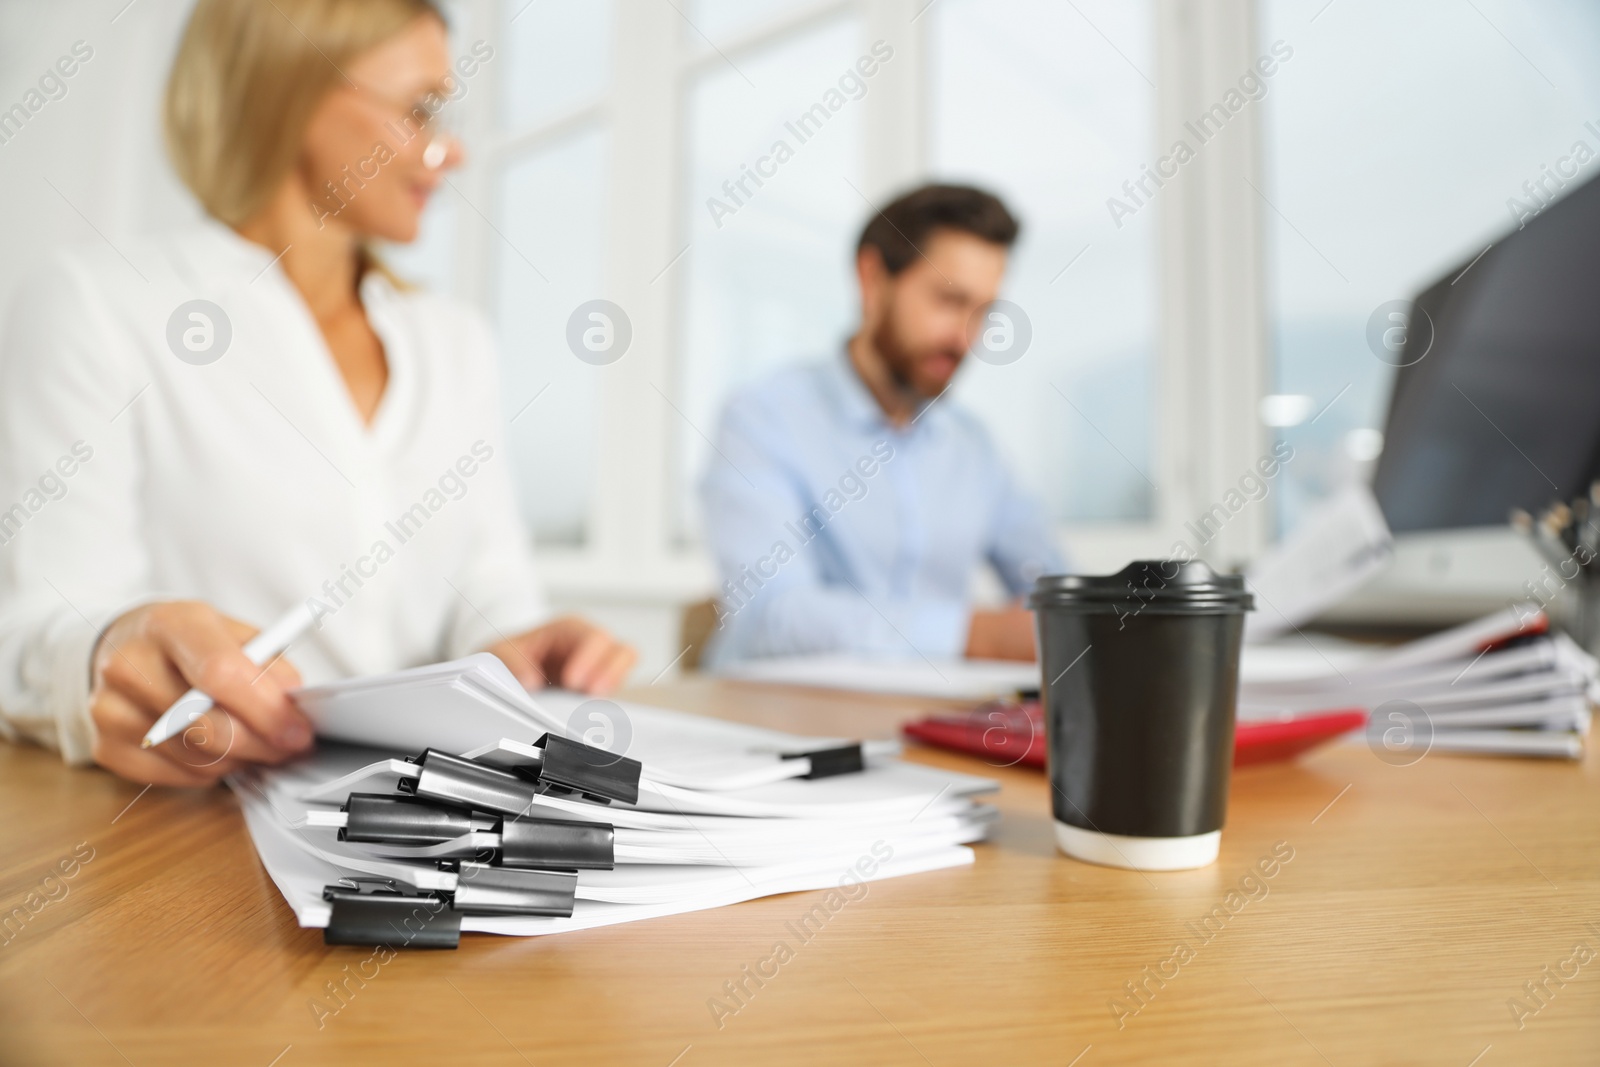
left=491, top=126, right=610, bottom=546
left=673, top=12, right=866, bottom=542
left=388, top=0, right=615, bottom=546
left=1259, top=0, right=1600, bottom=534
left=685, top=0, right=823, bottom=42
left=385, top=0, right=1277, bottom=615
left=929, top=0, right=1158, bottom=523
left=668, top=0, right=1165, bottom=547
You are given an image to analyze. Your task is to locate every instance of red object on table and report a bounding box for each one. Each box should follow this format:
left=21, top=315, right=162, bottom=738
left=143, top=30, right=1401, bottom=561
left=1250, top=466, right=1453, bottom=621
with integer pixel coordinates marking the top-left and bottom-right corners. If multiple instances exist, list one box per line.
left=902, top=701, right=1367, bottom=769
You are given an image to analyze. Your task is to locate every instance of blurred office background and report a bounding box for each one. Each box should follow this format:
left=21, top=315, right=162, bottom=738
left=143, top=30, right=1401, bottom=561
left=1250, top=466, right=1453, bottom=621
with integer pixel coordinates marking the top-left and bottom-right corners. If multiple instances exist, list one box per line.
left=2, top=0, right=1597, bottom=677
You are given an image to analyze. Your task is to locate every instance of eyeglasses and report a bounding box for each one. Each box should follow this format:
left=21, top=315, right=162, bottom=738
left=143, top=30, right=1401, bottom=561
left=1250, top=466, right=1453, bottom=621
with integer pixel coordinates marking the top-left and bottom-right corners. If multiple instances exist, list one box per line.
left=347, top=82, right=462, bottom=161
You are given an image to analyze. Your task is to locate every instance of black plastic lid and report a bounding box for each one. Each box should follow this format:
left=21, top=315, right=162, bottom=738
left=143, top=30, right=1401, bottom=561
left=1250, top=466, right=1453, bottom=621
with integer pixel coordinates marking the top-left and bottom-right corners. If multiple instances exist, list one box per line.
left=1028, top=560, right=1253, bottom=614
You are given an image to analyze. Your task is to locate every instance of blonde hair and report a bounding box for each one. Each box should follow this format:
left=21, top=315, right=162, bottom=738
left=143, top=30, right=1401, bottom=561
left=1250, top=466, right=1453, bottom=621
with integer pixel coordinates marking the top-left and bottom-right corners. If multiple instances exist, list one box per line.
left=164, top=0, right=443, bottom=227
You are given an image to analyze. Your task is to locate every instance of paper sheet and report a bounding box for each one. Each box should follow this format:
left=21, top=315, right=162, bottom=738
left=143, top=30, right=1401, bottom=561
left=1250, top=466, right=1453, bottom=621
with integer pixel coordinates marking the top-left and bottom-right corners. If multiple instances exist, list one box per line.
left=715, top=654, right=1039, bottom=700
left=1244, top=483, right=1394, bottom=642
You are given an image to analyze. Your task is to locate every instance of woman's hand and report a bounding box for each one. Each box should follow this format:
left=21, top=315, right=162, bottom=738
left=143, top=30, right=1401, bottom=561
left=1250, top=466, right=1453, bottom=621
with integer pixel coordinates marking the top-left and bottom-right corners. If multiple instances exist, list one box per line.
left=484, top=616, right=638, bottom=695
left=89, top=601, right=313, bottom=786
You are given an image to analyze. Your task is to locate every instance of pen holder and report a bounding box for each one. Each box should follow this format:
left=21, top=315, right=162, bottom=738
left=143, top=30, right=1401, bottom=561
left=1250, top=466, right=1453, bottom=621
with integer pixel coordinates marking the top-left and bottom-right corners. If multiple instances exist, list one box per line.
left=1563, top=575, right=1600, bottom=660
left=1511, top=498, right=1600, bottom=659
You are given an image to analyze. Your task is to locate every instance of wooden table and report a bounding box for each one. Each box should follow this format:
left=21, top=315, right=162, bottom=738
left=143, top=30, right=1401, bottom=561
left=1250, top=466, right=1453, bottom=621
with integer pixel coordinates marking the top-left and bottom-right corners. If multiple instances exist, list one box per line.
left=2, top=677, right=1598, bottom=1066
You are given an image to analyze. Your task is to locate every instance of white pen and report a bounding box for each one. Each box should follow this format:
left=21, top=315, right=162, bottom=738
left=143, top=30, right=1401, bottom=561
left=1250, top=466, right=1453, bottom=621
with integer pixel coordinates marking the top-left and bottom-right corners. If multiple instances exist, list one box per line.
left=140, top=601, right=319, bottom=749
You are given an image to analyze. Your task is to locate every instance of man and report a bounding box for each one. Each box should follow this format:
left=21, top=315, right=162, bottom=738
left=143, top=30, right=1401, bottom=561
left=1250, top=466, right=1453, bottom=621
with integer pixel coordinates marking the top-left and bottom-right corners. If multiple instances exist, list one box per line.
left=700, top=183, right=1065, bottom=666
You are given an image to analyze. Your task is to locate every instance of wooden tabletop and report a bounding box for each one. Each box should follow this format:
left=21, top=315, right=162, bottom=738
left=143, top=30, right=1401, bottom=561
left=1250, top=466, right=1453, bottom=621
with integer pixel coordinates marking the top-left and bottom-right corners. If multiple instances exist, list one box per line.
left=2, top=677, right=1598, bottom=1066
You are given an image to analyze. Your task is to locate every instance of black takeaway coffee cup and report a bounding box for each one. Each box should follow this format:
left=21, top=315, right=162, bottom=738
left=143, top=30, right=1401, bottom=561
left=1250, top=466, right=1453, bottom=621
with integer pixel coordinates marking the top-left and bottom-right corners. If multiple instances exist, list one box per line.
left=1028, top=560, right=1253, bottom=871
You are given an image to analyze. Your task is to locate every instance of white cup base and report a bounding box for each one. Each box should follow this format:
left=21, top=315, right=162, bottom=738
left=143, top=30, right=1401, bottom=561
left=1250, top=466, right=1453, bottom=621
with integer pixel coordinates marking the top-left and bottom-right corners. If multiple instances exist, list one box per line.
left=1054, top=821, right=1220, bottom=871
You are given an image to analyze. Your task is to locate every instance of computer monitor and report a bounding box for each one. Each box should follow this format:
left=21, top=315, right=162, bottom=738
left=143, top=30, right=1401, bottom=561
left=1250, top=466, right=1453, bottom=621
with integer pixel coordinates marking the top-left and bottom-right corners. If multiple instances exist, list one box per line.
left=1374, top=172, right=1600, bottom=531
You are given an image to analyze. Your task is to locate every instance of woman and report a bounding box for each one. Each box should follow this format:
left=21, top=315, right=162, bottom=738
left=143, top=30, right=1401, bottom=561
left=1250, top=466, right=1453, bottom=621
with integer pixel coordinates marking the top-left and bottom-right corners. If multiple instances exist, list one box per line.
left=0, top=0, right=634, bottom=785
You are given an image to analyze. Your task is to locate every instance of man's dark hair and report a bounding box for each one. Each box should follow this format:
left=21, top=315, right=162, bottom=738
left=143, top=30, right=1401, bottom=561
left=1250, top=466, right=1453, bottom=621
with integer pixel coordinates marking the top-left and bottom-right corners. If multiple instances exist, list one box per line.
left=856, top=183, right=1020, bottom=276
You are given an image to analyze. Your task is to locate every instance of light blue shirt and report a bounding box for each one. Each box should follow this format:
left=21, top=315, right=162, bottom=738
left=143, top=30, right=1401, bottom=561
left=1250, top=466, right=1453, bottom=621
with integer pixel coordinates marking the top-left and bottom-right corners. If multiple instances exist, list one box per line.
left=700, top=354, right=1066, bottom=666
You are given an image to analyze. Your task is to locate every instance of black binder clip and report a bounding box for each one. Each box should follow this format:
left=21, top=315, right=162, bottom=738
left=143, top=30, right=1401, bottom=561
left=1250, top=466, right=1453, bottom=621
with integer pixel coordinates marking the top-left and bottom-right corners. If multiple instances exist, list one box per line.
left=341, top=793, right=616, bottom=870
left=532, top=734, right=642, bottom=805
left=339, top=793, right=497, bottom=844
left=398, top=739, right=641, bottom=813
left=398, top=749, right=543, bottom=817
left=782, top=743, right=866, bottom=779
left=441, top=861, right=579, bottom=917
left=322, top=878, right=461, bottom=949
left=499, top=815, right=615, bottom=870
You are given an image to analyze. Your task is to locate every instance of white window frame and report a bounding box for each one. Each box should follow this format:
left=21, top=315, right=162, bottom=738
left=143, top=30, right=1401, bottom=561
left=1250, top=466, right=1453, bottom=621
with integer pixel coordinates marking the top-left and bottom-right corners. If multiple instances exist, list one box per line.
left=444, top=0, right=1271, bottom=608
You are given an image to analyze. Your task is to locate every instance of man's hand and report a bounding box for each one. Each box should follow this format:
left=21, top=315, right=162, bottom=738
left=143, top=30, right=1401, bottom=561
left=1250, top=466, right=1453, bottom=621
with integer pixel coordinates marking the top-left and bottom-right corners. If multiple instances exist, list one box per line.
left=965, top=607, right=1038, bottom=661
left=484, top=616, right=637, bottom=695
left=90, top=601, right=311, bottom=786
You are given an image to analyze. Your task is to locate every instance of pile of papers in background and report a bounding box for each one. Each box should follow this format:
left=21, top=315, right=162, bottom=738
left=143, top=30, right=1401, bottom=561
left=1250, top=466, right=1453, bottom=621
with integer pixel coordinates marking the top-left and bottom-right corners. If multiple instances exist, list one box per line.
left=1228, top=484, right=1600, bottom=757
left=233, top=654, right=997, bottom=945
left=726, top=606, right=1596, bottom=763
left=1238, top=607, right=1597, bottom=759
left=1232, top=488, right=1595, bottom=757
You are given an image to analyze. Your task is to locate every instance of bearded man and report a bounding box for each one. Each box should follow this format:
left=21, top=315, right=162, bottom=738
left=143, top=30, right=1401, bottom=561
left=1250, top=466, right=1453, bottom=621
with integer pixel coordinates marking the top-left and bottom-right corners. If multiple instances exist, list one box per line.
left=700, top=183, right=1065, bottom=667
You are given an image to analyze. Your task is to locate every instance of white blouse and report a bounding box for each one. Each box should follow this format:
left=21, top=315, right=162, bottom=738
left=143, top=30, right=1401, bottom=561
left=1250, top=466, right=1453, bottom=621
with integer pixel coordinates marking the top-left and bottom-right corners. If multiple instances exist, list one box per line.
left=0, top=221, right=548, bottom=763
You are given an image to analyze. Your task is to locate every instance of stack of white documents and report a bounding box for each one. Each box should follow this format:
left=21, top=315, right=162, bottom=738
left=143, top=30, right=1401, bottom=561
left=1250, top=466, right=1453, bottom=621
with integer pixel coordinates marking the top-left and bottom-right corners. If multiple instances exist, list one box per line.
left=232, top=654, right=997, bottom=945
left=1239, top=607, right=1598, bottom=759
